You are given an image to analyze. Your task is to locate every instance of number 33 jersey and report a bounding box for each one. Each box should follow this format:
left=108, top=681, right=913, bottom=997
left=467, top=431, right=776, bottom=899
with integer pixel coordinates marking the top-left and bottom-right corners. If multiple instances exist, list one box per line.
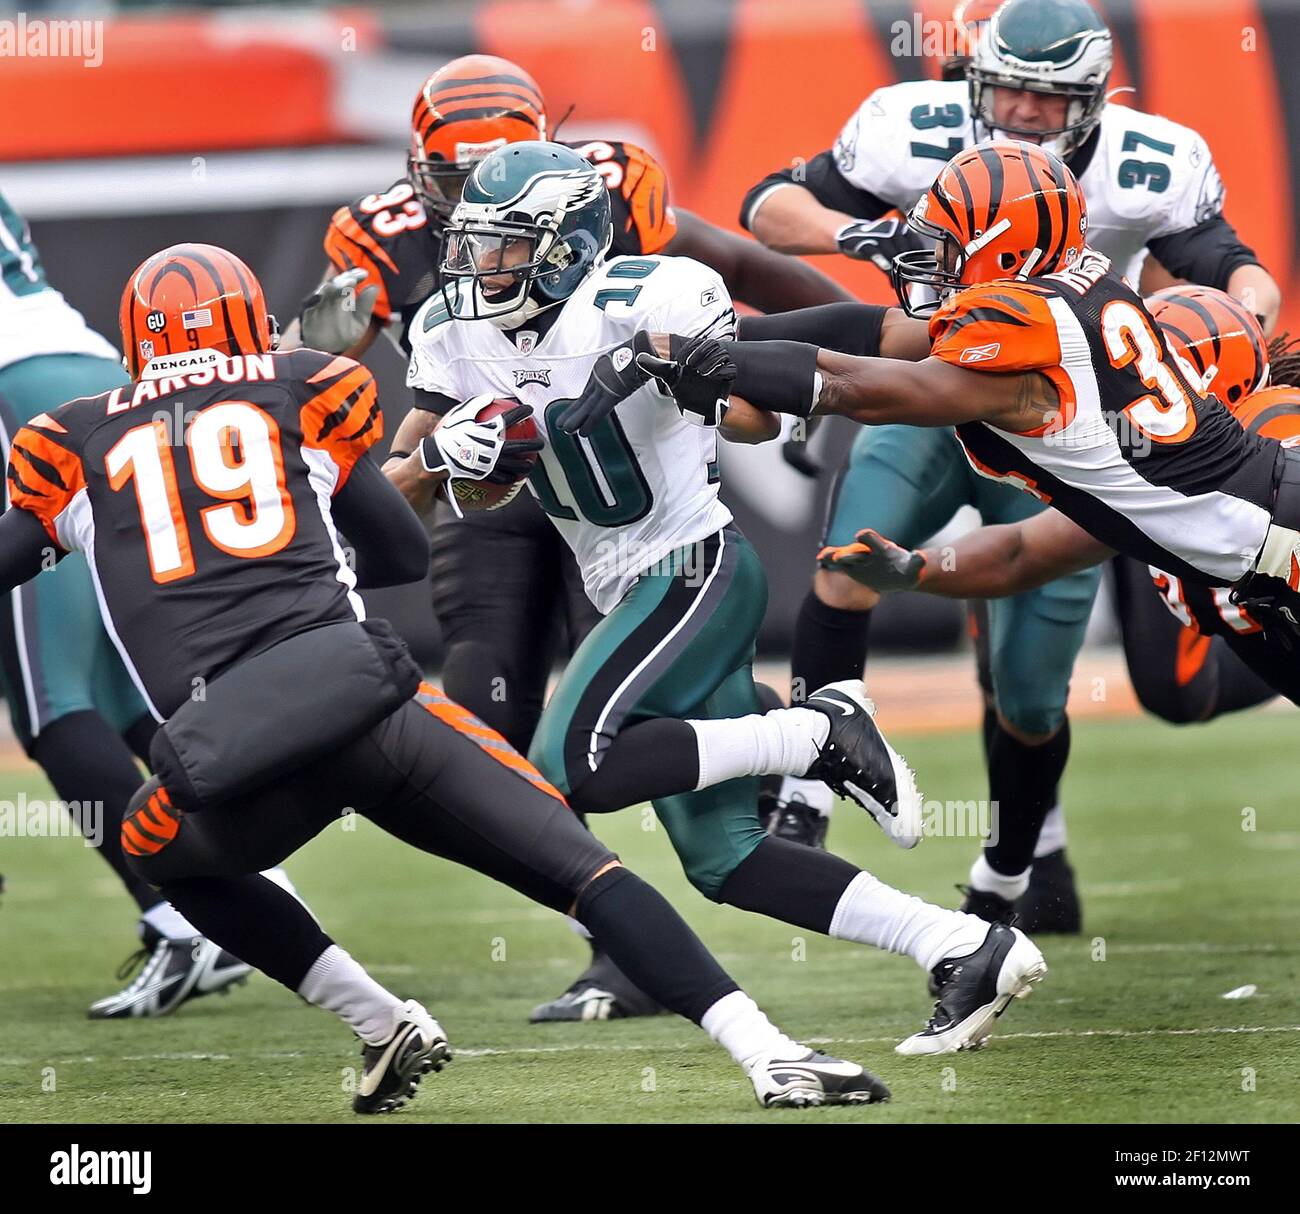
left=931, top=251, right=1280, bottom=587
left=407, top=255, right=736, bottom=614
left=5, top=348, right=382, bottom=718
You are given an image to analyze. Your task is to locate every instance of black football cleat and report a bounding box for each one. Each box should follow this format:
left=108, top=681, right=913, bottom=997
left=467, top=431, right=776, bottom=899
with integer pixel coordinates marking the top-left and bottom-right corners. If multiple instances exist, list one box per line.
left=353, top=1000, right=450, bottom=1114
left=749, top=1048, right=891, bottom=1108
left=88, top=927, right=250, bottom=1019
left=803, top=680, right=922, bottom=848
left=759, top=776, right=829, bottom=849
left=528, top=948, right=665, bottom=1023
left=897, top=923, right=1046, bottom=1056
left=1014, top=849, right=1083, bottom=935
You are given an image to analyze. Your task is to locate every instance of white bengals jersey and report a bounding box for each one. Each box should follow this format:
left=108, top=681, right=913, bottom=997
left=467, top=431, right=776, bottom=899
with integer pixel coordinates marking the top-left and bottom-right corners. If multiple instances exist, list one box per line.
left=829, top=79, right=1226, bottom=284
left=407, top=255, right=736, bottom=613
left=928, top=250, right=1280, bottom=586
left=0, top=194, right=119, bottom=373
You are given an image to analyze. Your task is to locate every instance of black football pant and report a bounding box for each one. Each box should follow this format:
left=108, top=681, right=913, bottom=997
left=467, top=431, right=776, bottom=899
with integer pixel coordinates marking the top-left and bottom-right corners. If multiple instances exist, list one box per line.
left=121, top=692, right=737, bottom=1022
left=430, top=493, right=601, bottom=754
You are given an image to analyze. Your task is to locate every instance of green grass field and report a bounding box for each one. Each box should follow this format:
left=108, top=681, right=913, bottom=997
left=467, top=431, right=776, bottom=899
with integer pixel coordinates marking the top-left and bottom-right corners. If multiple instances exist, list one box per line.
left=1, top=710, right=1297, bottom=1124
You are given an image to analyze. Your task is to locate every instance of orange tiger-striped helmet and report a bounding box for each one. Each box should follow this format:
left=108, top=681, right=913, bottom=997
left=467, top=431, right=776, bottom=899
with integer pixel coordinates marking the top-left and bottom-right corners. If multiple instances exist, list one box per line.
left=1229, top=385, right=1300, bottom=442
left=892, top=140, right=1088, bottom=317
left=1146, top=284, right=1269, bottom=408
left=119, top=244, right=274, bottom=379
left=408, top=54, right=548, bottom=221
left=943, top=0, right=1005, bottom=81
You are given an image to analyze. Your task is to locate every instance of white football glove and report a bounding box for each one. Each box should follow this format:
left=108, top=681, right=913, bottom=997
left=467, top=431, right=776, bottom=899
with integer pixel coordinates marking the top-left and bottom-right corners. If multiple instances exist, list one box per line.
left=299, top=268, right=379, bottom=353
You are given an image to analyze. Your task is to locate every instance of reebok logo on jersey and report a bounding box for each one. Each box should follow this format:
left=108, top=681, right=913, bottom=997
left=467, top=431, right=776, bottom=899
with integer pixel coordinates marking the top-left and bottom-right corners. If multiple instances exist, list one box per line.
left=513, top=369, right=551, bottom=387
left=960, top=343, right=1001, bottom=364
left=700, top=286, right=719, bottom=307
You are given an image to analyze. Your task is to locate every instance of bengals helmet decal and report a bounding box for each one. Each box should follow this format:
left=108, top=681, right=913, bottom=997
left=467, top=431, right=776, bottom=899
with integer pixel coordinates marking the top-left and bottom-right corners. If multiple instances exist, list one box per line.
left=119, top=243, right=275, bottom=379
left=407, top=54, right=548, bottom=221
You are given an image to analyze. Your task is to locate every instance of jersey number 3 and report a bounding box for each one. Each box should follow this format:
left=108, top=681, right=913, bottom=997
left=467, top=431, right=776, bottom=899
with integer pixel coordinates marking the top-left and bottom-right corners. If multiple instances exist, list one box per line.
left=1102, top=300, right=1197, bottom=445
left=106, top=402, right=296, bottom=583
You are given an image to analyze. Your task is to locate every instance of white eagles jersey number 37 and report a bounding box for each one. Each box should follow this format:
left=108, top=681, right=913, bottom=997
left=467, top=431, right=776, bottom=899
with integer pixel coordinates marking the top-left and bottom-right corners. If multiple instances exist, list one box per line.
left=408, top=254, right=737, bottom=613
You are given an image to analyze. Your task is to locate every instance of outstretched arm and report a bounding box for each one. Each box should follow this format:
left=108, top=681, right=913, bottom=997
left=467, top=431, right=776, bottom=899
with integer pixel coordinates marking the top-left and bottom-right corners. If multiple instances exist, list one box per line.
left=820, top=511, right=1114, bottom=600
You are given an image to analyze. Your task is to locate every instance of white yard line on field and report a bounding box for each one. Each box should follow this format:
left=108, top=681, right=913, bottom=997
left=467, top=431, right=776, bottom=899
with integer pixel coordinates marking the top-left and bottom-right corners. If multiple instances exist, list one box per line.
left=3, top=1024, right=1298, bottom=1069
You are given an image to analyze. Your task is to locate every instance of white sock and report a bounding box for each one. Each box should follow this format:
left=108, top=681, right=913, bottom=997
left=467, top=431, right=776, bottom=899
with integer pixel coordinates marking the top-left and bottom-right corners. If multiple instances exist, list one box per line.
left=297, top=945, right=403, bottom=1045
left=689, top=708, right=829, bottom=790
left=566, top=915, right=593, bottom=942
left=829, top=871, right=988, bottom=972
left=1034, top=804, right=1067, bottom=857
left=970, top=852, right=1031, bottom=902
left=775, top=775, right=834, bottom=818
left=141, top=902, right=199, bottom=942
left=701, top=990, right=802, bottom=1069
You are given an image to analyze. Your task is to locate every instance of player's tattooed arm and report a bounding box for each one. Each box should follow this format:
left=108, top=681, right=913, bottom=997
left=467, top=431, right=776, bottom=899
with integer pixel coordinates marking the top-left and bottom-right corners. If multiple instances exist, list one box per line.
left=813, top=351, right=1056, bottom=430
left=382, top=407, right=447, bottom=518
left=821, top=511, right=1112, bottom=600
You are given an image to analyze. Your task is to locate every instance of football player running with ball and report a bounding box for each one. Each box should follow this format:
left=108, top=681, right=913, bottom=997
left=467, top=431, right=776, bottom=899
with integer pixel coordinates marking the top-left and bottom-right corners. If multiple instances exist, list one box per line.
left=293, top=53, right=854, bottom=1022
left=398, top=142, right=1049, bottom=1056
left=0, top=241, right=901, bottom=1112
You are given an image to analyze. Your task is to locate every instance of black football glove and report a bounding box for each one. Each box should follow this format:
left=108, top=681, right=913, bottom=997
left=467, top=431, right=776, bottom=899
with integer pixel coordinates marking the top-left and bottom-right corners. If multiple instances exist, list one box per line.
left=556, top=331, right=657, bottom=436
left=817, top=527, right=927, bottom=593
left=636, top=334, right=736, bottom=427
left=834, top=213, right=923, bottom=273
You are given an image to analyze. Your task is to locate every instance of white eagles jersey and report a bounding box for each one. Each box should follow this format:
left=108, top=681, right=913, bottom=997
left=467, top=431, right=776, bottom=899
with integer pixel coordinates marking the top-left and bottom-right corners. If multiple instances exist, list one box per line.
left=0, top=193, right=119, bottom=373
left=407, top=255, right=737, bottom=613
left=831, top=79, right=1226, bottom=284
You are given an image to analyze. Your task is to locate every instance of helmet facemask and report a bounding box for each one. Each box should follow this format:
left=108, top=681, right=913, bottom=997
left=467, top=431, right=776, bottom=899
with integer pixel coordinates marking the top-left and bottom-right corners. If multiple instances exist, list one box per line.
left=970, top=74, right=1107, bottom=159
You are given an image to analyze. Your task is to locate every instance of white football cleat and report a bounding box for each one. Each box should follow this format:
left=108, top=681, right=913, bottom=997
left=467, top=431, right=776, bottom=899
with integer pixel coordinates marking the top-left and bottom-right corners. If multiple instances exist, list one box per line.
left=748, top=1047, right=891, bottom=1108
left=895, top=923, right=1047, bottom=1056
left=88, top=931, right=250, bottom=1019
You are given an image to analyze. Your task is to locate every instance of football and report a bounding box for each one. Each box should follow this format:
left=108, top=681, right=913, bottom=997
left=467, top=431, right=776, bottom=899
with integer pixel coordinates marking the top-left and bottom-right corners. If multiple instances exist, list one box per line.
left=449, top=397, right=540, bottom=511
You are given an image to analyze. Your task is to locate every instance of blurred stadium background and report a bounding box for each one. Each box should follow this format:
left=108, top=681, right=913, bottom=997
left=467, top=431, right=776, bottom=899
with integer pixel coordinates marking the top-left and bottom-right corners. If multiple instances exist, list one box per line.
left=11, top=0, right=1300, bottom=665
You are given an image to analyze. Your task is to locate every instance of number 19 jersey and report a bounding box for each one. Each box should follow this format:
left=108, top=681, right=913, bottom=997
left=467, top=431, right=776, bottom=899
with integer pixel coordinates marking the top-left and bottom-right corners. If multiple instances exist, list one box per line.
left=5, top=347, right=382, bottom=719
left=407, top=255, right=736, bottom=613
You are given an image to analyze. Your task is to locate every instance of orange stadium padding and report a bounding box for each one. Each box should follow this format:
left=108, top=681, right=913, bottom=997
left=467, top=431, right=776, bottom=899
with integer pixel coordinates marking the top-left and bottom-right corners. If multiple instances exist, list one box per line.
left=0, top=11, right=379, bottom=160
left=4, top=0, right=1300, bottom=334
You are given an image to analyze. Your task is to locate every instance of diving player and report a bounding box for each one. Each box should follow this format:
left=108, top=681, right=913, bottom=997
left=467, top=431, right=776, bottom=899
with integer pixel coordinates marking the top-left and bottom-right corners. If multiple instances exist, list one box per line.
left=661, top=142, right=1300, bottom=721
left=740, top=0, right=1281, bottom=933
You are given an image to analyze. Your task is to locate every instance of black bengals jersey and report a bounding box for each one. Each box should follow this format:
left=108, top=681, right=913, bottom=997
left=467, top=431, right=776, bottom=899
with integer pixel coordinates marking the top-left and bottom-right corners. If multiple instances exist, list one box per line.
left=6, top=347, right=382, bottom=719
left=323, top=139, right=678, bottom=349
left=930, top=250, right=1282, bottom=587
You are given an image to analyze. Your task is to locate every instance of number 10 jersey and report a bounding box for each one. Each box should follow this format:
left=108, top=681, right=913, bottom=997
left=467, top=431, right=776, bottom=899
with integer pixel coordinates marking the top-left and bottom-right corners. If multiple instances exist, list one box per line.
left=407, top=255, right=737, bottom=614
